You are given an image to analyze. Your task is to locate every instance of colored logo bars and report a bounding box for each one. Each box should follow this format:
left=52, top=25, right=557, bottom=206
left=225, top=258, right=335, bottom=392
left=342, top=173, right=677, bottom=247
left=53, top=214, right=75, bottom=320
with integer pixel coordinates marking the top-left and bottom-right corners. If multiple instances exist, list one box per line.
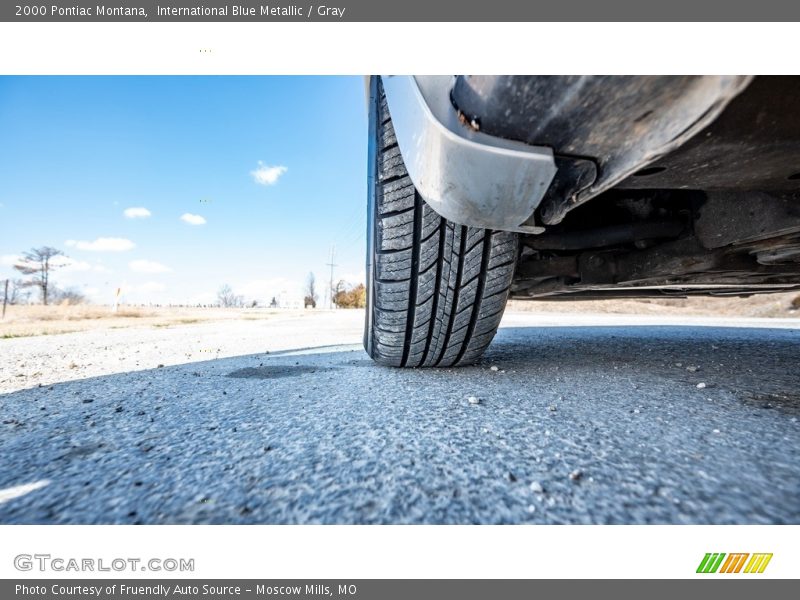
left=696, top=553, right=773, bottom=574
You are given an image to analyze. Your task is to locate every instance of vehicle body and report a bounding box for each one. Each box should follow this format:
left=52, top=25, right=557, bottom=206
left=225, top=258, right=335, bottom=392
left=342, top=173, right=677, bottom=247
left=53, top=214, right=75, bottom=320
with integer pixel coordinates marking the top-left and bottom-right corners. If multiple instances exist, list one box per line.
left=364, top=75, right=800, bottom=367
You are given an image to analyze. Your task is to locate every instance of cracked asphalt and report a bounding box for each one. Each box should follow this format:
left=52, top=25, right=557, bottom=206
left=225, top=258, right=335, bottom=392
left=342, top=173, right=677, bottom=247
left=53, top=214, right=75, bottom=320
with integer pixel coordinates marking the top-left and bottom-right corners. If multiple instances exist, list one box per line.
left=1, top=311, right=798, bottom=523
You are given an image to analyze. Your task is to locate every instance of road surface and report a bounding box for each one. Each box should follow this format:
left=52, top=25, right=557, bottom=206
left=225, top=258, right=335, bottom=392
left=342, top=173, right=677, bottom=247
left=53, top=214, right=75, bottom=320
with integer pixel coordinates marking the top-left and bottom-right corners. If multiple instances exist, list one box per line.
left=1, top=310, right=798, bottom=523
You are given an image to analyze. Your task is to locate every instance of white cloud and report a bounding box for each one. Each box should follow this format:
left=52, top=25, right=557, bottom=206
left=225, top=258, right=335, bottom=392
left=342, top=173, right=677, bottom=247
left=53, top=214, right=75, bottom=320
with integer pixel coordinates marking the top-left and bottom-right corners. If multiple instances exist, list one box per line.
left=136, top=281, right=166, bottom=294
left=123, top=207, right=151, bottom=219
left=65, top=237, right=135, bottom=252
left=251, top=162, right=288, bottom=186
left=51, top=256, right=92, bottom=272
left=180, top=213, right=206, bottom=226
left=129, top=259, right=172, bottom=274
left=1, top=254, right=107, bottom=275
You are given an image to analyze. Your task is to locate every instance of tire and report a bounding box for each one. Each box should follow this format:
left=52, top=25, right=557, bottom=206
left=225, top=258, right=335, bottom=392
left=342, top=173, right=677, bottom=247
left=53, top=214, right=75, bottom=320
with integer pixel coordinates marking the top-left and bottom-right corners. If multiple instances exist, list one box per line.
left=364, top=78, right=519, bottom=368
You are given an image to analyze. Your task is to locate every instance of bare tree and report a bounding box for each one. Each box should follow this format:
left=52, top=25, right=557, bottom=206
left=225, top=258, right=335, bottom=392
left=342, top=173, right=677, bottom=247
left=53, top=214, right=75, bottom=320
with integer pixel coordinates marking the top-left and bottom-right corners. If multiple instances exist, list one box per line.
left=13, top=246, right=64, bottom=305
left=217, top=284, right=244, bottom=308
left=8, top=279, right=19, bottom=305
left=50, top=286, right=88, bottom=305
left=304, top=272, right=318, bottom=308
left=5, top=279, right=29, bottom=305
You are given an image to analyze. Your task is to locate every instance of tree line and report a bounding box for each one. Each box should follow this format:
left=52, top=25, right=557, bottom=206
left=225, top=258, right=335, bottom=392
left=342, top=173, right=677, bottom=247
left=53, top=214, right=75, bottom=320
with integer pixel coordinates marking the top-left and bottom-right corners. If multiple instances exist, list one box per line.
left=216, top=272, right=365, bottom=309
left=5, top=246, right=365, bottom=309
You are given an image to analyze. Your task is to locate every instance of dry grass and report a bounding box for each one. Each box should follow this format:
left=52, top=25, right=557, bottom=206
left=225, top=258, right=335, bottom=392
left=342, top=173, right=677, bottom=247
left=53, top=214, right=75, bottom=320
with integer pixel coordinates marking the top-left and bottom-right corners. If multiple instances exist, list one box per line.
left=508, top=291, right=800, bottom=318
left=2, top=292, right=799, bottom=338
left=26, top=306, right=155, bottom=321
left=0, top=304, right=303, bottom=338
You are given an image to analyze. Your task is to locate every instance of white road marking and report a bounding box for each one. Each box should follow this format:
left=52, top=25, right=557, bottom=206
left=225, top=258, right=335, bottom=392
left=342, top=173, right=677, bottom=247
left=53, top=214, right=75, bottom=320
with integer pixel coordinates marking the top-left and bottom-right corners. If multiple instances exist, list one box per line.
left=0, top=480, right=50, bottom=505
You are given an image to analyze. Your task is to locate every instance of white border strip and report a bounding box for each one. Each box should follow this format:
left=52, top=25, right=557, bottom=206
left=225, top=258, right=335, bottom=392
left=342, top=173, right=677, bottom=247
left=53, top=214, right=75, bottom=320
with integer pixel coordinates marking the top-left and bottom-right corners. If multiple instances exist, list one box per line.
left=1, top=23, right=800, bottom=75
left=0, top=525, right=798, bottom=579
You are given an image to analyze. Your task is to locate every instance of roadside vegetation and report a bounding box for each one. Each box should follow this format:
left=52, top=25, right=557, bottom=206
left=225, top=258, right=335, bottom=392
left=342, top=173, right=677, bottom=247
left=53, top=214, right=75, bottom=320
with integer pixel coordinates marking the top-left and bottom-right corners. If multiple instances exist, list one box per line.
left=3, top=245, right=796, bottom=339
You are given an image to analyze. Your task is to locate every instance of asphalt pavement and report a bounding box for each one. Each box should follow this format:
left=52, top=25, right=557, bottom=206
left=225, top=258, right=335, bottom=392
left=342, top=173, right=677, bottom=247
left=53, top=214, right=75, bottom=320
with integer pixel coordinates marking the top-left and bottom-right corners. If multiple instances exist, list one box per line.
left=1, top=312, right=798, bottom=523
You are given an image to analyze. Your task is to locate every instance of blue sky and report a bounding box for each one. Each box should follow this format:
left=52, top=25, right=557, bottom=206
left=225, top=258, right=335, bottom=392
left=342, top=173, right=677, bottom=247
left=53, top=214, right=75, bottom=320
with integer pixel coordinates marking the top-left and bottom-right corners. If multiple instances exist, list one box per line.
left=0, top=76, right=367, bottom=305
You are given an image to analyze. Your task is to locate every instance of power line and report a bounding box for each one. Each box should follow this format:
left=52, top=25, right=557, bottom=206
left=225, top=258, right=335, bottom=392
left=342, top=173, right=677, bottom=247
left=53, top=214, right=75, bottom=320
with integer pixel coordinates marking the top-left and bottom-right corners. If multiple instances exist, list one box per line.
left=337, top=210, right=366, bottom=240
left=337, top=230, right=365, bottom=254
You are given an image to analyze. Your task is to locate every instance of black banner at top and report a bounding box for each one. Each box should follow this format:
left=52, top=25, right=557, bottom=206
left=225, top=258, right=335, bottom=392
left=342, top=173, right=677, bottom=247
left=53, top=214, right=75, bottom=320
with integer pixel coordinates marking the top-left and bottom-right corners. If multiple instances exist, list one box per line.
left=3, top=0, right=800, bottom=22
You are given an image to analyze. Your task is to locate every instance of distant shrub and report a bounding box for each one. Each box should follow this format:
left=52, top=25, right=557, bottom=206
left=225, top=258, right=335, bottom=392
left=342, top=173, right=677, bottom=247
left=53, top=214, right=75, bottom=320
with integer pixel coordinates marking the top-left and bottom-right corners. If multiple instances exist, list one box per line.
left=51, top=287, right=88, bottom=305
left=333, top=283, right=366, bottom=309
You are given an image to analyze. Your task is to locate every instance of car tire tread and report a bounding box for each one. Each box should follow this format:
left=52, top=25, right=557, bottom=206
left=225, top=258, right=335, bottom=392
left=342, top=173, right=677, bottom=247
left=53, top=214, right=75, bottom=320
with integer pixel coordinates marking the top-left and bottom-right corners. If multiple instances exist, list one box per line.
left=367, top=78, right=518, bottom=368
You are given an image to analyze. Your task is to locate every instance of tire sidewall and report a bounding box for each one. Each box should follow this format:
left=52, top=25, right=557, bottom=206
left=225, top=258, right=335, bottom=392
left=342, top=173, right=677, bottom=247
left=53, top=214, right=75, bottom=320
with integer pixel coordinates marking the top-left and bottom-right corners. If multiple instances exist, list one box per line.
left=363, top=76, right=380, bottom=358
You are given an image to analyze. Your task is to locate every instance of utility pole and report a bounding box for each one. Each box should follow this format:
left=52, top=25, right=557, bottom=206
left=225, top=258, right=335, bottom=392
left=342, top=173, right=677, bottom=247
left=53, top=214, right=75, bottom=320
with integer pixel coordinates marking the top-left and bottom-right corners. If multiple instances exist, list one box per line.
left=326, top=245, right=337, bottom=309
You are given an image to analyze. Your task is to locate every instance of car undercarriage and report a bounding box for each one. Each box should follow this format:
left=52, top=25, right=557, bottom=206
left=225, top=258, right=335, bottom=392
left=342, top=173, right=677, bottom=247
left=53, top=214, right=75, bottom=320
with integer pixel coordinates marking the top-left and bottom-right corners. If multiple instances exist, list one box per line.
left=450, top=76, right=800, bottom=300
left=513, top=187, right=800, bottom=299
